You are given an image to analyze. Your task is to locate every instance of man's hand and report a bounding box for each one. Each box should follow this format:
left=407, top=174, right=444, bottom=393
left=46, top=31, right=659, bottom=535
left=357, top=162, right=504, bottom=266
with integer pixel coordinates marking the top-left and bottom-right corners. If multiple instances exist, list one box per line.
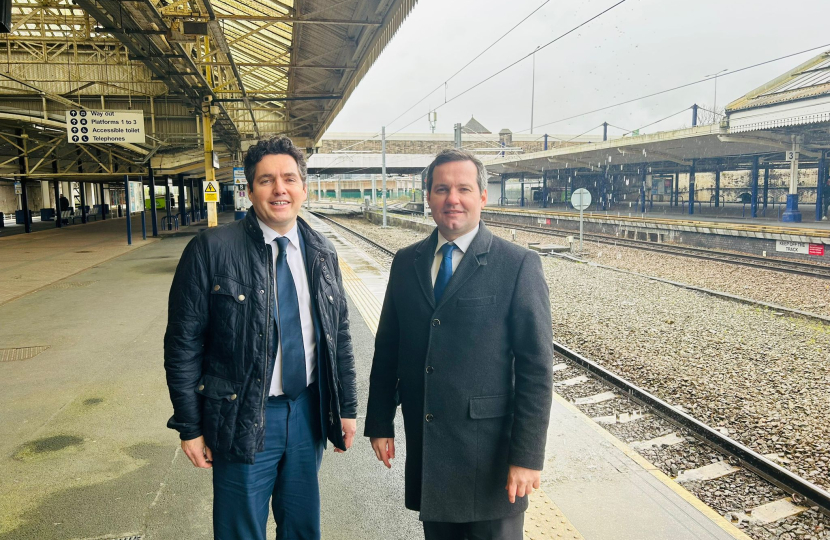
left=505, top=465, right=540, bottom=503
left=181, top=436, right=213, bottom=468
left=335, top=418, right=357, bottom=453
left=370, top=437, right=395, bottom=468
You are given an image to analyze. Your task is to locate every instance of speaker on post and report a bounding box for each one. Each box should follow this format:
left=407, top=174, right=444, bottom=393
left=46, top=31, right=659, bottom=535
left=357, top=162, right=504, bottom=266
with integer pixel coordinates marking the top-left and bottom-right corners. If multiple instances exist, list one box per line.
left=0, top=0, right=11, bottom=34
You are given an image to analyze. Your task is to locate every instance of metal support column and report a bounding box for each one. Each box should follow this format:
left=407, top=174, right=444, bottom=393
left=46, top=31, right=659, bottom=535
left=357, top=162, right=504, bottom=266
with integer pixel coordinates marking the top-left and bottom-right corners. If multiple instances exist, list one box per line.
left=16, top=129, right=31, bottom=233
left=520, top=173, right=525, bottom=207
left=763, top=166, right=770, bottom=211
left=692, top=104, right=698, bottom=127
left=602, top=122, right=608, bottom=141
left=673, top=172, right=679, bottom=207
left=542, top=170, right=548, bottom=208
left=99, top=183, right=107, bottom=220
left=189, top=178, right=196, bottom=223
left=178, top=174, right=186, bottom=225
left=80, top=182, right=87, bottom=223
left=202, top=104, right=218, bottom=227
left=817, top=152, right=826, bottom=222
left=165, top=180, right=172, bottom=230
left=640, top=168, right=646, bottom=213
left=782, top=136, right=802, bottom=222
left=750, top=156, right=759, bottom=218
left=715, top=167, right=721, bottom=208
left=148, top=167, right=159, bottom=236
left=53, top=184, right=62, bottom=228
left=544, top=134, right=548, bottom=151
left=124, top=175, right=132, bottom=245
left=688, top=160, right=696, bottom=215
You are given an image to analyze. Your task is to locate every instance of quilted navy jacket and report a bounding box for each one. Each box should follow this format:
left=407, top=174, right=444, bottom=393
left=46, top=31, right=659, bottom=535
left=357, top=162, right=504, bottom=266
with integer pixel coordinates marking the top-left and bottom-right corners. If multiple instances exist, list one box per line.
left=164, top=209, right=357, bottom=463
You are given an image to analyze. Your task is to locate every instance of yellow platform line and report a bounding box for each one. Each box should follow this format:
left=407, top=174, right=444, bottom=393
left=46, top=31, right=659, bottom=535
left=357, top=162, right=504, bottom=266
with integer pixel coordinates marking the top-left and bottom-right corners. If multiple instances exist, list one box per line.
left=336, top=255, right=581, bottom=540
left=551, top=392, right=754, bottom=540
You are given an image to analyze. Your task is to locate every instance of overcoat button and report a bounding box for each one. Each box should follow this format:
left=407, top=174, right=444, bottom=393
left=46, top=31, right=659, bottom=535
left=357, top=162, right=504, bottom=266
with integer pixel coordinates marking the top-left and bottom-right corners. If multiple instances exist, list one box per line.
left=328, top=295, right=333, bottom=302
left=425, top=366, right=434, bottom=374
left=213, top=285, right=220, bottom=291
left=197, top=384, right=205, bottom=391
left=326, top=333, right=331, bottom=341
left=230, top=394, right=237, bottom=400
left=425, top=413, right=434, bottom=422
left=238, top=294, right=245, bottom=301
left=432, top=319, right=440, bottom=327
left=259, top=290, right=264, bottom=294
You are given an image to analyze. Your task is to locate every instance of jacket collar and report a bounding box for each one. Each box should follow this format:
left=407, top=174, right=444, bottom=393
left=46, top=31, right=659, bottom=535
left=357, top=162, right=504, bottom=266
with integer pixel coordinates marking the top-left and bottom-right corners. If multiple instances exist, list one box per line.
left=413, top=222, right=492, bottom=309
left=244, top=208, right=334, bottom=256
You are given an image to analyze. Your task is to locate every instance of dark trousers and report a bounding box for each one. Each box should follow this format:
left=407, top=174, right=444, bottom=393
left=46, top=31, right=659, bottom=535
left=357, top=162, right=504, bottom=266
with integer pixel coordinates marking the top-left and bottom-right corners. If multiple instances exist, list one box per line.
left=213, top=386, right=324, bottom=540
left=423, top=513, right=524, bottom=540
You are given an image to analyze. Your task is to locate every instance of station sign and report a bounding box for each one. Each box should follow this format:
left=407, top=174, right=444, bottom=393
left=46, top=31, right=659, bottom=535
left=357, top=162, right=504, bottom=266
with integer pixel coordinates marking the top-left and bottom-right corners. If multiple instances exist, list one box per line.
left=775, top=240, right=825, bottom=256
left=14, top=181, right=22, bottom=195
left=203, top=180, right=220, bottom=203
left=66, top=109, right=146, bottom=144
left=233, top=167, right=246, bottom=185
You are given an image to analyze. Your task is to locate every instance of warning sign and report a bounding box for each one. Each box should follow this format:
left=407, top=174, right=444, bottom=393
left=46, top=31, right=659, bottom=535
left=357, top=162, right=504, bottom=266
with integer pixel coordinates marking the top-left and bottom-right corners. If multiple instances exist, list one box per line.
left=203, top=180, right=220, bottom=203
left=809, top=244, right=825, bottom=256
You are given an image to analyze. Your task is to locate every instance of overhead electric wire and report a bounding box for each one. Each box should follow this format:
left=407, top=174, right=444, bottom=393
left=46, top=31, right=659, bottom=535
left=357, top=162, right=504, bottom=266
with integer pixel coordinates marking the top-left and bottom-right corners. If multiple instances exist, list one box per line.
left=377, top=0, right=629, bottom=141
left=529, top=42, right=830, bottom=132
left=620, top=106, right=690, bottom=136
left=321, top=0, right=553, bottom=160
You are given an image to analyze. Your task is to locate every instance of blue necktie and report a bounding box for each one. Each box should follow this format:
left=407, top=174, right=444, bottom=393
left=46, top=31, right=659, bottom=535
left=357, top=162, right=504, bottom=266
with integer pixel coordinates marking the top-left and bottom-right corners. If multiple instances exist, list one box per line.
left=434, top=243, right=456, bottom=303
left=274, top=237, right=306, bottom=400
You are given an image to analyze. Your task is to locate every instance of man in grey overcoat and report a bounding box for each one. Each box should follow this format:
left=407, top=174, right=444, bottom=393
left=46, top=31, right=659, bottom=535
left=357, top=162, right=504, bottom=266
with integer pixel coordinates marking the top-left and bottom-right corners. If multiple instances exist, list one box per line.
left=364, top=148, right=554, bottom=540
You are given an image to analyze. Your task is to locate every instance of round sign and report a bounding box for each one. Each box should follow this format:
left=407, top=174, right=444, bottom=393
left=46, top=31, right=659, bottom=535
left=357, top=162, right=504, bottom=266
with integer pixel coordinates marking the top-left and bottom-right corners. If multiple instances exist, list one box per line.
left=571, top=188, right=592, bottom=210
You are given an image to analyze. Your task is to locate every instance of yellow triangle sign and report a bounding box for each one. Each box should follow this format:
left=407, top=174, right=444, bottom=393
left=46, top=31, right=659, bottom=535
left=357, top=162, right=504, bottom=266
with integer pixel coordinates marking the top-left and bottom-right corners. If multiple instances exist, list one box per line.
left=205, top=183, right=217, bottom=193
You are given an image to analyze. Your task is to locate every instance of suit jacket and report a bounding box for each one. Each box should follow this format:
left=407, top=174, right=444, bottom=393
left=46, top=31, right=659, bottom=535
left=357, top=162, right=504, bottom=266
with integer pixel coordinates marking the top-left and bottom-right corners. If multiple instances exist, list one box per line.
left=364, top=222, right=553, bottom=522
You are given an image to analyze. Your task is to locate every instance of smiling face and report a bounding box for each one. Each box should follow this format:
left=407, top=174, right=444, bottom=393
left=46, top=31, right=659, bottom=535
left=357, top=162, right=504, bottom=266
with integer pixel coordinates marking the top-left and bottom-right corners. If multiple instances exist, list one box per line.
left=426, top=159, right=487, bottom=241
left=248, top=153, right=307, bottom=234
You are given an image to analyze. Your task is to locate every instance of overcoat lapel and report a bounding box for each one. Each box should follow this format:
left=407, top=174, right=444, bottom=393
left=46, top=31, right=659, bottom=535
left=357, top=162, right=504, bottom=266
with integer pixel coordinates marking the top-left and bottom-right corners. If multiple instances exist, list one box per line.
left=434, top=222, right=492, bottom=310
left=413, top=229, right=439, bottom=309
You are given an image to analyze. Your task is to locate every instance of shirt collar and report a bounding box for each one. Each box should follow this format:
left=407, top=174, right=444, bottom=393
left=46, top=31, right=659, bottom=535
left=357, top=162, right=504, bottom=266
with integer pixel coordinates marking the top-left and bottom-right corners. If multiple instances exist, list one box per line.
left=256, top=217, right=299, bottom=251
left=435, top=224, right=480, bottom=256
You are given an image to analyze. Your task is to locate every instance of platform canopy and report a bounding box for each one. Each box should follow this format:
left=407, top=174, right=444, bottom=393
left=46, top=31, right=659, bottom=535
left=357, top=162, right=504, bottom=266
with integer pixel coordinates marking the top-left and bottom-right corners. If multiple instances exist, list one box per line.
left=486, top=51, right=830, bottom=179
left=0, top=0, right=417, bottom=182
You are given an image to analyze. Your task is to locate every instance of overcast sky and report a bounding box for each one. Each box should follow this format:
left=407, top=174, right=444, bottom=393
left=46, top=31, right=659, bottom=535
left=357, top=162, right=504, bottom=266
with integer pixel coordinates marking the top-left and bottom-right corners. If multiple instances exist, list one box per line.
left=325, top=0, right=830, bottom=139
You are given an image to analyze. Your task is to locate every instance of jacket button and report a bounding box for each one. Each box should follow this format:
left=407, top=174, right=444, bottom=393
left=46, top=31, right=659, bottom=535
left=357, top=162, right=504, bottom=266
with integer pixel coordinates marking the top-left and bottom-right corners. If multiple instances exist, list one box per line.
left=238, top=294, right=245, bottom=301
left=197, top=384, right=205, bottom=391
left=425, top=366, right=434, bottom=374
left=259, top=290, right=264, bottom=294
left=326, top=333, right=331, bottom=341
left=432, top=319, right=440, bottom=327
left=213, top=285, right=220, bottom=291
left=425, top=413, right=434, bottom=422
left=230, top=394, right=237, bottom=400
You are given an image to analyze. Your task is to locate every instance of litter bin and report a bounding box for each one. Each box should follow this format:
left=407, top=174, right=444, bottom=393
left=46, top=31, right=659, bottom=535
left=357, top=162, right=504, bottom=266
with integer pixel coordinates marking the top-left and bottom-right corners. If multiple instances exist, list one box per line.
left=41, top=208, right=55, bottom=221
left=15, top=209, right=33, bottom=224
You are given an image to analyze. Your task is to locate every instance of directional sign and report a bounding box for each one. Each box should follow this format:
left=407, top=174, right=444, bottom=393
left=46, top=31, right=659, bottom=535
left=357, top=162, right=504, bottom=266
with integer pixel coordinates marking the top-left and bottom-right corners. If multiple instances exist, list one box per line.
left=203, top=180, right=220, bottom=203
left=14, top=181, right=22, bottom=195
left=233, top=167, right=246, bottom=185
left=66, top=110, right=145, bottom=144
left=571, top=188, right=592, bottom=210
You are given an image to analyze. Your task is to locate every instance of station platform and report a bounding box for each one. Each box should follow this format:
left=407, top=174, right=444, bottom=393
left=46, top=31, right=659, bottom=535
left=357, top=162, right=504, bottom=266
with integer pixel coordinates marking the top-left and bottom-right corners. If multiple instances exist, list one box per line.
left=0, top=208, right=750, bottom=540
left=486, top=204, right=830, bottom=243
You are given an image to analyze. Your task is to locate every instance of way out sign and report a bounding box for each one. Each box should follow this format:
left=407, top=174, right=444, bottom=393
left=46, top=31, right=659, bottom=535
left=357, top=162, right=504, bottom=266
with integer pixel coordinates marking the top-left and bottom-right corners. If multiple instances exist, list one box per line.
left=203, top=180, right=220, bottom=203
left=66, top=109, right=145, bottom=144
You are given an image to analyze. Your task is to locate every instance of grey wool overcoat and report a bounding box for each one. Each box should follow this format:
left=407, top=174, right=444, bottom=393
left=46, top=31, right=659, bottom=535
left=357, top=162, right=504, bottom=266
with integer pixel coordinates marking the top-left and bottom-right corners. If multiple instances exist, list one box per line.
left=364, top=222, right=554, bottom=523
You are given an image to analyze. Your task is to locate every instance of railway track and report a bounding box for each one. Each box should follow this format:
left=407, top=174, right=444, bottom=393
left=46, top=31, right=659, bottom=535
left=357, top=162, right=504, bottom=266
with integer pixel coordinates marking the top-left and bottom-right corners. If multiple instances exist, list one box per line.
left=383, top=207, right=830, bottom=279
left=316, top=211, right=830, bottom=524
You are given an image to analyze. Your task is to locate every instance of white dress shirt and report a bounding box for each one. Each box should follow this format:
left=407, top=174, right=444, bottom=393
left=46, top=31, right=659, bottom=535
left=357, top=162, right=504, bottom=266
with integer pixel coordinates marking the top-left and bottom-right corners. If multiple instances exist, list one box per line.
left=431, top=225, right=480, bottom=285
left=257, top=218, right=317, bottom=397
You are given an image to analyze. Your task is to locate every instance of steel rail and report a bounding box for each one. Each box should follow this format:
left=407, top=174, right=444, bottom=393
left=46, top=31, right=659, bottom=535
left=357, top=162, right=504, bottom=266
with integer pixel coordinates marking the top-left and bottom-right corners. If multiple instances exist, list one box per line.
left=553, top=340, right=830, bottom=516
left=481, top=218, right=830, bottom=279
left=310, top=211, right=396, bottom=257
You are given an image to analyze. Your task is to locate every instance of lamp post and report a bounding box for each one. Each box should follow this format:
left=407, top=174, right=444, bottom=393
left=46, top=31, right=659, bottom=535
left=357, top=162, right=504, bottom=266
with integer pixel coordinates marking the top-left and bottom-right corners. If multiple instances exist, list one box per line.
left=705, top=68, right=728, bottom=122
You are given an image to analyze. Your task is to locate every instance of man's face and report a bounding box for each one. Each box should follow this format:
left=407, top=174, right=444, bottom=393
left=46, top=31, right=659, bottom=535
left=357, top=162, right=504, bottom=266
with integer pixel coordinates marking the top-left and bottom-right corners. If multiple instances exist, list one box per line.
left=248, top=153, right=307, bottom=234
left=426, top=159, right=487, bottom=241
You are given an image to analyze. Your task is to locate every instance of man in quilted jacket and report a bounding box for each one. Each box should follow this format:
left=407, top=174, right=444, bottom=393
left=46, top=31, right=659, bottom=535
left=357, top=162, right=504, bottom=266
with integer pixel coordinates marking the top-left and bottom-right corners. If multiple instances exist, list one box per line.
left=164, top=136, right=357, bottom=540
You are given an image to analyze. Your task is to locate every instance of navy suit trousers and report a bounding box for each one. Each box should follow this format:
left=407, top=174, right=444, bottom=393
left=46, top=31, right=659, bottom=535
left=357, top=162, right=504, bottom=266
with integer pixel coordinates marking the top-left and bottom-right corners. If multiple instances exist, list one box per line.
left=212, top=386, right=324, bottom=540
